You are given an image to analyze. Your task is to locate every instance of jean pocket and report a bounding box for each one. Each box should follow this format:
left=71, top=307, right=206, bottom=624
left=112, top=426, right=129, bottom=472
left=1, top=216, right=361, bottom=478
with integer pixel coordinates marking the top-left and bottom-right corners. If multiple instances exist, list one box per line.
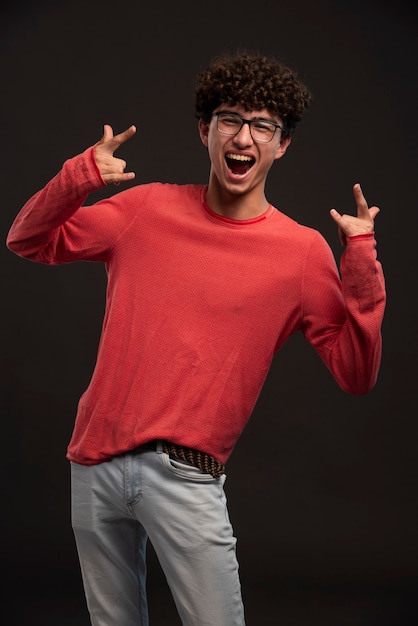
left=161, top=452, right=217, bottom=482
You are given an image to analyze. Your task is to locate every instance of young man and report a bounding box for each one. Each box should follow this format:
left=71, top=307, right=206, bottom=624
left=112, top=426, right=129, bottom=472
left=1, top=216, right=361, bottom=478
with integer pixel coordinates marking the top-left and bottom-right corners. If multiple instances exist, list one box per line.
left=7, top=52, right=386, bottom=625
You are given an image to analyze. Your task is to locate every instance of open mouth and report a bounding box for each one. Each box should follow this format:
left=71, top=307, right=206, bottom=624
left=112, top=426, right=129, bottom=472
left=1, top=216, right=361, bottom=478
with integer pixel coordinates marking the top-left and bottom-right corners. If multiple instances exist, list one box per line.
left=225, top=153, right=255, bottom=176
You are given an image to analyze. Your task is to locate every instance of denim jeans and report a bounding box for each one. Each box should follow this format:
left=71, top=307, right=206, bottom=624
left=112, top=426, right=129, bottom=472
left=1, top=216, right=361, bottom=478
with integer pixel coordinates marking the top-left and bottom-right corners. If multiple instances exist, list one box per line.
left=71, top=441, right=245, bottom=625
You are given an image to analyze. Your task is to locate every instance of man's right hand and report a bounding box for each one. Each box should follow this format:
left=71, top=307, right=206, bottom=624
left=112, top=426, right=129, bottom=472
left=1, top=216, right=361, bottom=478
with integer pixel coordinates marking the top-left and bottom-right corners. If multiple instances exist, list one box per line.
left=93, top=124, right=136, bottom=185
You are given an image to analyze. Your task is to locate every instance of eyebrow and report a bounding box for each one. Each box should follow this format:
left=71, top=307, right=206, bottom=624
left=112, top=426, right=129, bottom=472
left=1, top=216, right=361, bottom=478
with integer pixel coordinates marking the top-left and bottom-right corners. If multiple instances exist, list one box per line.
left=218, top=110, right=278, bottom=124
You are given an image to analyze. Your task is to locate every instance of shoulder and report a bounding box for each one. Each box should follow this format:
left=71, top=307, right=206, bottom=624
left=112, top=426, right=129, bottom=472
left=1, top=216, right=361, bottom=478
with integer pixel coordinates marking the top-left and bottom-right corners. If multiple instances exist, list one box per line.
left=269, top=207, right=326, bottom=246
left=266, top=208, right=337, bottom=271
left=106, top=183, right=206, bottom=230
left=121, top=182, right=205, bottom=202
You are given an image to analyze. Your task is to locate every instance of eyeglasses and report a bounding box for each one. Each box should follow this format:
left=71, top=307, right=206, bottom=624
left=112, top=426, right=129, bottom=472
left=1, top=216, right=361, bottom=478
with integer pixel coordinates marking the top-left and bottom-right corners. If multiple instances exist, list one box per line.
left=214, top=111, right=283, bottom=143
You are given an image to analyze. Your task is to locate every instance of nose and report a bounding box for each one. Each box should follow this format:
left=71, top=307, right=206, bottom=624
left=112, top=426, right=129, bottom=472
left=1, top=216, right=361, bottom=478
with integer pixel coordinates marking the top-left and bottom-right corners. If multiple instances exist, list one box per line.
left=233, top=120, right=254, bottom=146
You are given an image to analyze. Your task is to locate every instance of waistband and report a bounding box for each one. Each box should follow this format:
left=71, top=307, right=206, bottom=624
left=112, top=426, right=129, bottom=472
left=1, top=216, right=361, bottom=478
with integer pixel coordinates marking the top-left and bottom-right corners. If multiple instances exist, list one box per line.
left=142, top=440, right=225, bottom=478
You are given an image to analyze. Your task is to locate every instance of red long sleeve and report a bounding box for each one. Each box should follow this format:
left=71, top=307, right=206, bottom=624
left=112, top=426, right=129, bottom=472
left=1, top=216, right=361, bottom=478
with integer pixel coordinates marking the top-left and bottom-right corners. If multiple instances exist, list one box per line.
left=7, top=148, right=386, bottom=465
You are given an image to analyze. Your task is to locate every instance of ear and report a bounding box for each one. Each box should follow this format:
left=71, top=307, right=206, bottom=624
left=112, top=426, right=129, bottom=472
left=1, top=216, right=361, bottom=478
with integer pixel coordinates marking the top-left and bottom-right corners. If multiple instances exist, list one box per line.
left=274, top=135, right=292, bottom=161
left=198, top=119, right=210, bottom=147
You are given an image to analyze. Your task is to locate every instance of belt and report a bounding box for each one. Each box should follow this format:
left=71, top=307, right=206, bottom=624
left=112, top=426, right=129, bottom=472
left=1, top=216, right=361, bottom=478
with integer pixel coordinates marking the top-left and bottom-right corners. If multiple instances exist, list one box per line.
left=143, top=440, right=225, bottom=478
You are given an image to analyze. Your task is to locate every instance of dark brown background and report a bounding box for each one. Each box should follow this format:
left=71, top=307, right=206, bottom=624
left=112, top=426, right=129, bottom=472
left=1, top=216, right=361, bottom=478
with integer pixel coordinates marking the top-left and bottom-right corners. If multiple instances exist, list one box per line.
left=1, top=0, right=417, bottom=624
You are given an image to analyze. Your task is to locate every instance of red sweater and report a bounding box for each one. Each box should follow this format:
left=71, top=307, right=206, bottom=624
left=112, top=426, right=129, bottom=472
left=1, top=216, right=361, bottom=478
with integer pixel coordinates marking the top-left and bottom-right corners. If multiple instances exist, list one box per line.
left=7, top=147, right=386, bottom=465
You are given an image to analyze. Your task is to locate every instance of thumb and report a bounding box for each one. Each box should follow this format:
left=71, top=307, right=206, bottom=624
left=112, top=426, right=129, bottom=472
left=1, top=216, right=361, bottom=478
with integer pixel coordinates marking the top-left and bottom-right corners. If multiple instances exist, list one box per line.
left=101, top=124, right=114, bottom=143
left=369, top=205, right=380, bottom=220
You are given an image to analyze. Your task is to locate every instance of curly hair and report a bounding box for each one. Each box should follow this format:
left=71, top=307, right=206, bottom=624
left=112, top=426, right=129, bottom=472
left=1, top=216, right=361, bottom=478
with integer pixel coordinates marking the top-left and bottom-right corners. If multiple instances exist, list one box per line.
left=194, top=52, right=312, bottom=138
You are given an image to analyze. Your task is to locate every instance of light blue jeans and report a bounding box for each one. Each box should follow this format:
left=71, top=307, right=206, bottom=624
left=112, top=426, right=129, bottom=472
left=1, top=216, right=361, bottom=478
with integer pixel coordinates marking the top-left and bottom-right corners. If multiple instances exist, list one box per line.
left=71, top=441, right=245, bottom=625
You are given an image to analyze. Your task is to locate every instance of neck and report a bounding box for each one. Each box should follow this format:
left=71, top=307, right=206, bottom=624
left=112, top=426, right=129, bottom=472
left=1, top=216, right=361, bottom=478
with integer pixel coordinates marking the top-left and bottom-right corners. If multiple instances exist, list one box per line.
left=205, top=182, right=269, bottom=220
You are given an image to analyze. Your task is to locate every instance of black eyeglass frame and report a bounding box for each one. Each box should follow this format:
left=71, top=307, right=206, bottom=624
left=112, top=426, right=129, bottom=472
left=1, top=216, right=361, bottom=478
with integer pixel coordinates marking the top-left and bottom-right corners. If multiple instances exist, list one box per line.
left=213, top=111, right=284, bottom=143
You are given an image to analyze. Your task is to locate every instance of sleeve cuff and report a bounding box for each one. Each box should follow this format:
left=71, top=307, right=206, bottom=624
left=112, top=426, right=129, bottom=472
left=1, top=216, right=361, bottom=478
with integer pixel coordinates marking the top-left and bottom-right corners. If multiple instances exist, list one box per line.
left=346, top=233, right=375, bottom=241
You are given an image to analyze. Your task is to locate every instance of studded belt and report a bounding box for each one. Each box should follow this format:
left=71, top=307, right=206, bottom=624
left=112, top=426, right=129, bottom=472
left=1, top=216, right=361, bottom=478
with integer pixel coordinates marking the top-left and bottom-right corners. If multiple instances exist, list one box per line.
left=161, top=441, right=225, bottom=477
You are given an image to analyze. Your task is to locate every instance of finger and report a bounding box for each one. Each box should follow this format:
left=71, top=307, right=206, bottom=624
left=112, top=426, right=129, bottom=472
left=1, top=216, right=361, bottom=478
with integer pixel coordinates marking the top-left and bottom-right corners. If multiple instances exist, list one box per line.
left=353, top=182, right=370, bottom=219
left=112, top=125, right=137, bottom=148
left=110, top=171, right=136, bottom=185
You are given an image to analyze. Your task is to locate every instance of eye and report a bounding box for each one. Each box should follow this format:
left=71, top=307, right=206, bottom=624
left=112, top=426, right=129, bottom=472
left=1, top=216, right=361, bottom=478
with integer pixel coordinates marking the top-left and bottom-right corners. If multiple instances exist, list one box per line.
left=252, top=121, right=275, bottom=134
left=221, top=115, right=242, bottom=128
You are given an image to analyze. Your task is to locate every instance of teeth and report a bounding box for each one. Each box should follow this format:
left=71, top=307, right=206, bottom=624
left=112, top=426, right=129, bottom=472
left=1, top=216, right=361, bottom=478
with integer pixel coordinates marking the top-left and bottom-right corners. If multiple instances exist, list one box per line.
left=226, top=154, right=253, bottom=162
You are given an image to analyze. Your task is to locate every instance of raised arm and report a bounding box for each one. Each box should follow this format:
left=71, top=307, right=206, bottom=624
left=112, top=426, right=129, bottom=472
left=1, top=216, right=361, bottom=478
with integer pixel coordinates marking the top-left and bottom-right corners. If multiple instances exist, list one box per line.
left=302, top=184, right=386, bottom=394
left=6, top=124, right=137, bottom=263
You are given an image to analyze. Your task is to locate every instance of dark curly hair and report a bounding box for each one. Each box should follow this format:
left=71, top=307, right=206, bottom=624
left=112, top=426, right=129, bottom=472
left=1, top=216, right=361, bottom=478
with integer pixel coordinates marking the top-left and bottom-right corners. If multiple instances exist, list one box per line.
left=194, top=51, right=312, bottom=138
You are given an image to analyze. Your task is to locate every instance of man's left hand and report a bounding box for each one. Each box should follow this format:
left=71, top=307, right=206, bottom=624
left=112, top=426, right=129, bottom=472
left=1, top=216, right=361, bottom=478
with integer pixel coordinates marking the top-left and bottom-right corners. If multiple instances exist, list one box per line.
left=330, top=183, right=380, bottom=246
